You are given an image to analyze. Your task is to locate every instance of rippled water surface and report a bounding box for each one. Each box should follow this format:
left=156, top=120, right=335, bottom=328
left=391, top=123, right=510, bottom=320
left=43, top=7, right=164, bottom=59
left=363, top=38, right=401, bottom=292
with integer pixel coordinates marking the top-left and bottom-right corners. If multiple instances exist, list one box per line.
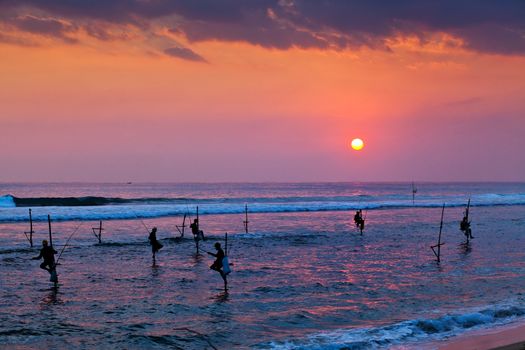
left=1, top=183, right=524, bottom=349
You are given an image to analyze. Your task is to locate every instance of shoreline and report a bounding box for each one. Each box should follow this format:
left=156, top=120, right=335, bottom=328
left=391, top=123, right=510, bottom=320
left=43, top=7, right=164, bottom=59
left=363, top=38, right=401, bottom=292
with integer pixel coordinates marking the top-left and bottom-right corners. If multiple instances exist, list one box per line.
left=436, top=322, right=525, bottom=350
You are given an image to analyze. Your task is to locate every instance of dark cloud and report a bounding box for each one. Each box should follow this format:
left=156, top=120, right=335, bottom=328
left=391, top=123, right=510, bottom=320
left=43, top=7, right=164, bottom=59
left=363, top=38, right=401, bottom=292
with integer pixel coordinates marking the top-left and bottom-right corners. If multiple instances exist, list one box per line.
left=1, top=0, right=524, bottom=55
left=171, top=9, right=331, bottom=50
left=292, top=0, right=525, bottom=53
left=164, top=46, right=207, bottom=62
left=7, top=15, right=77, bottom=43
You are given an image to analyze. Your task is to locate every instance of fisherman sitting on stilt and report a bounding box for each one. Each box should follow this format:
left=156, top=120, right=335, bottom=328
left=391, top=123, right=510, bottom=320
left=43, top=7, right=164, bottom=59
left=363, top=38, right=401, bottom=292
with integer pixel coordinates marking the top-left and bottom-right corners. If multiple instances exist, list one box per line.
left=207, top=242, right=229, bottom=291
left=32, top=240, right=58, bottom=282
left=148, top=227, right=163, bottom=265
left=354, top=209, right=365, bottom=233
left=460, top=211, right=473, bottom=239
left=190, top=219, right=205, bottom=241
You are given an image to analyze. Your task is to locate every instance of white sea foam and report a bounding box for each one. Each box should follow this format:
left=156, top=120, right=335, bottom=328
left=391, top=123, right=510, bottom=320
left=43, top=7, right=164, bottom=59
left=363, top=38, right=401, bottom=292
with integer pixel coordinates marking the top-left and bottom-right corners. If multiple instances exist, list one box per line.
left=1, top=192, right=524, bottom=222
left=263, top=300, right=525, bottom=350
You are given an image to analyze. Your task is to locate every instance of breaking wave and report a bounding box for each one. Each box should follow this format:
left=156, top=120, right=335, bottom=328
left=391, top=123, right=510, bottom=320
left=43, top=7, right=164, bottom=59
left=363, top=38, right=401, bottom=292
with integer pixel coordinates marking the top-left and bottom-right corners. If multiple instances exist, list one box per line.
left=1, top=193, right=524, bottom=222
left=263, top=302, right=525, bottom=349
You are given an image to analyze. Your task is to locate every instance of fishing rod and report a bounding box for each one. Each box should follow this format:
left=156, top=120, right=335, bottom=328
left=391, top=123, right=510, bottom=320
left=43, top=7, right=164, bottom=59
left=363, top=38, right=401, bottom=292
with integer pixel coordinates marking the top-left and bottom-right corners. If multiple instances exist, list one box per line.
left=132, top=211, right=151, bottom=235
left=174, top=200, right=193, bottom=238
left=54, top=222, right=83, bottom=267
left=139, top=218, right=150, bottom=233
left=175, top=213, right=187, bottom=237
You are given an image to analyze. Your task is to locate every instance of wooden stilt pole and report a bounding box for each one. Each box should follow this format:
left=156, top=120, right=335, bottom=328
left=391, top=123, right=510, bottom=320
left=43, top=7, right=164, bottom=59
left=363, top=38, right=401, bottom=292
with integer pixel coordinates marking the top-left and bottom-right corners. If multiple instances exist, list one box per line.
left=361, top=210, right=366, bottom=235
left=98, top=220, right=102, bottom=243
left=92, top=220, right=103, bottom=243
left=24, top=208, right=34, bottom=247
left=176, top=213, right=187, bottom=238
left=465, top=198, right=471, bottom=244
left=48, top=214, right=53, bottom=247
left=222, top=231, right=229, bottom=292
left=29, top=209, right=33, bottom=247
left=243, top=204, right=249, bottom=233
left=431, top=204, right=445, bottom=262
left=195, top=206, right=200, bottom=254
left=47, top=214, right=58, bottom=286
left=437, top=205, right=444, bottom=260
left=412, top=182, right=417, bottom=205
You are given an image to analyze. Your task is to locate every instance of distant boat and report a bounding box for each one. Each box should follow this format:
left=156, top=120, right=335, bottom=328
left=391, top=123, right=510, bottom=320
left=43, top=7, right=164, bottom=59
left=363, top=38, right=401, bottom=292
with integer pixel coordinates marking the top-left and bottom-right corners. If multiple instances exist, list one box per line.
left=126, top=182, right=132, bottom=185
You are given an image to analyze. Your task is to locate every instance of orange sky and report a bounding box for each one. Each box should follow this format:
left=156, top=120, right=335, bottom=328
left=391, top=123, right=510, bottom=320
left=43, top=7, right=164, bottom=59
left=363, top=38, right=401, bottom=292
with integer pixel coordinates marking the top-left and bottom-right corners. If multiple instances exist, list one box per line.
left=1, top=2, right=525, bottom=181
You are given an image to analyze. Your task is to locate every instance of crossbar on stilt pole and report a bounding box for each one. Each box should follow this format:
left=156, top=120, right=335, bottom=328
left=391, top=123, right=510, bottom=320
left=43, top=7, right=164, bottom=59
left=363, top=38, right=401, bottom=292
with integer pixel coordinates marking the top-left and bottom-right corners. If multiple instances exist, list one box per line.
left=430, top=204, right=445, bottom=262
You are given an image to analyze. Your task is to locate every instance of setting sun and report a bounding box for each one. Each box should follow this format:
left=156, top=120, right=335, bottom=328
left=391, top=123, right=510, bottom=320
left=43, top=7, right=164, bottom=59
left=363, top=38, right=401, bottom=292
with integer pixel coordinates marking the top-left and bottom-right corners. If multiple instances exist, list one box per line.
left=351, top=138, right=364, bottom=151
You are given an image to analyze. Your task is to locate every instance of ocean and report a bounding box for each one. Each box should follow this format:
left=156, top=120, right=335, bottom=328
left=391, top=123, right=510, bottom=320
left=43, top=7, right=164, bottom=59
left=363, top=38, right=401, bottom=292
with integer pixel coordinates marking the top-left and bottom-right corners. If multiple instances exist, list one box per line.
left=0, top=182, right=524, bottom=349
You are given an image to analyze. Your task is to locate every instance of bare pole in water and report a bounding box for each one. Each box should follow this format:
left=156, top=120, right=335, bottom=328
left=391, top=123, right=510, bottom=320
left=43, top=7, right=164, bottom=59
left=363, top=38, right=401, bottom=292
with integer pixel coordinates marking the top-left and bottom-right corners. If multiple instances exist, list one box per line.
left=431, top=204, right=445, bottom=262
left=92, top=220, right=103, bottom=244
left=176, top=213, right=187, bottom=238
left=243, top=204, right=249, bottom=233
left=24, top=208, right=34, bottom=247
left=412, top=182, right=417, bottom=205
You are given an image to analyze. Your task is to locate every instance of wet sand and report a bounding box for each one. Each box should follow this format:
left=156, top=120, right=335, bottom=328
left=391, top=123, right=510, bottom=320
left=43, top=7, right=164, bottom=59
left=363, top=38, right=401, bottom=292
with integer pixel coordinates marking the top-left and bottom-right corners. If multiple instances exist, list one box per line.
left=438, top=323, right=525, bottom=350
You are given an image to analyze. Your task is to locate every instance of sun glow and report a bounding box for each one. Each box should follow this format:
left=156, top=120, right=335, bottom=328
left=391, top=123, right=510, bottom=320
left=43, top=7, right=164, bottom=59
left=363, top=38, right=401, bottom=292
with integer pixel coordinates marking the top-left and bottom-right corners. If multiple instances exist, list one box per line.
left=351, top=138, right=364, bottom=151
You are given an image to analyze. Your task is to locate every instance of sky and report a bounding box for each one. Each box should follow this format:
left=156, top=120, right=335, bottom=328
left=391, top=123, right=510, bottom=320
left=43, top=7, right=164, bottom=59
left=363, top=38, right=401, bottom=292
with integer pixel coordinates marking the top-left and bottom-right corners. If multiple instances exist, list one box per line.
left=1, top=0, right=524, bottom=182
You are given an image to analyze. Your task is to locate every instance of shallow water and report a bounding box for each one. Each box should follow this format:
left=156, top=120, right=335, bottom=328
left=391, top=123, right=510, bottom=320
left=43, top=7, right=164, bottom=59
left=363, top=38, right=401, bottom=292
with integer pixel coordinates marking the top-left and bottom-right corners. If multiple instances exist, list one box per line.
left=1, top=183, right=524, bottom=349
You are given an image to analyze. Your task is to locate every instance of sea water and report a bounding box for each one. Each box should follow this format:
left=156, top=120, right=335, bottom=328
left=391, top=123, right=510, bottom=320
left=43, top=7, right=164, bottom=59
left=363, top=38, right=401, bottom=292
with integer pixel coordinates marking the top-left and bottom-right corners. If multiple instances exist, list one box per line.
left=0, top=182, right=524, bottom=349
